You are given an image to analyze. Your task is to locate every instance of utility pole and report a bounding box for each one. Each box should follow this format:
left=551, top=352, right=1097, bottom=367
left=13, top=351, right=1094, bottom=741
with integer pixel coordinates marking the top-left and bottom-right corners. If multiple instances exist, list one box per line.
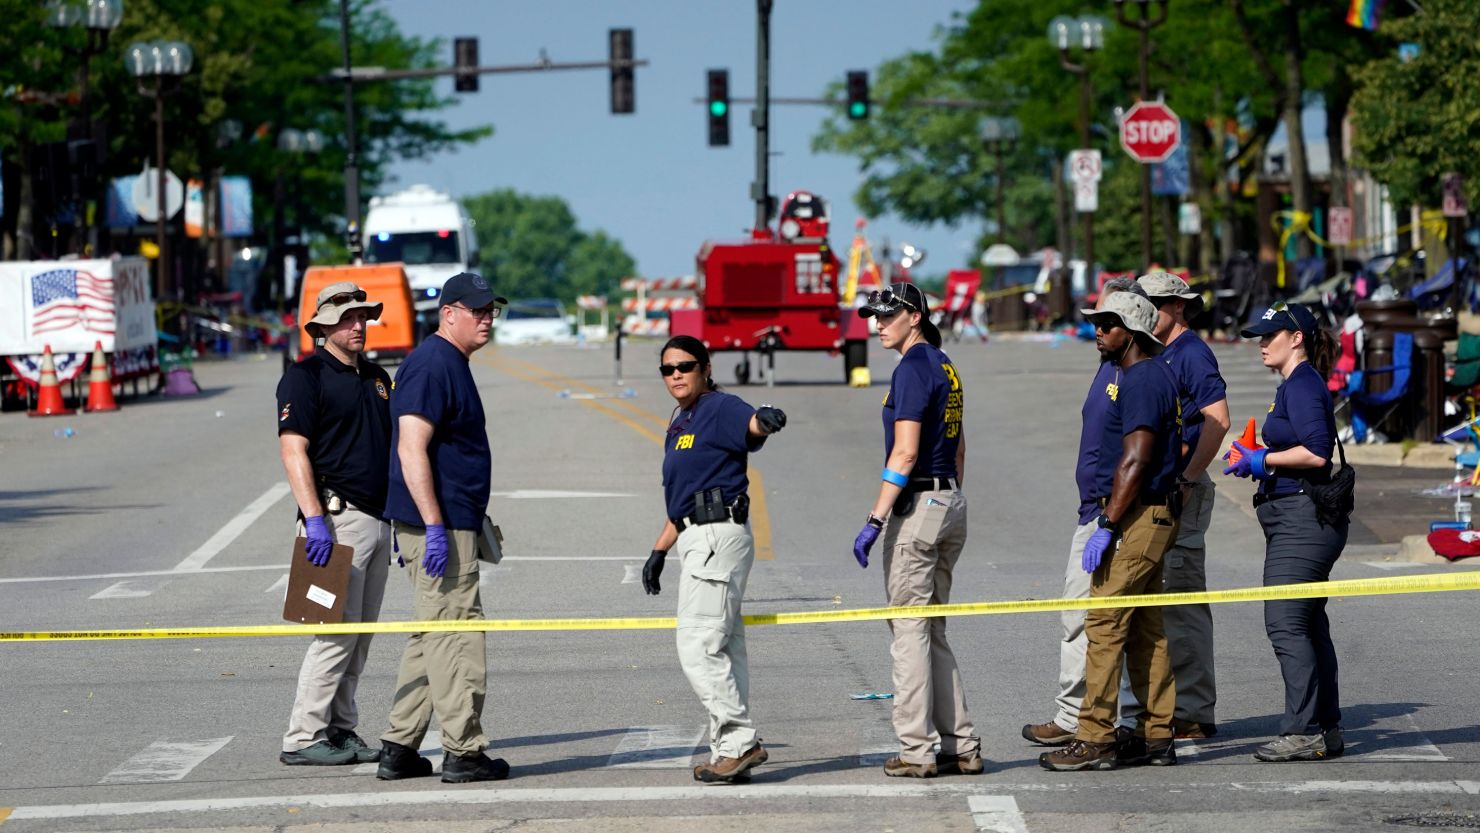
left=338, top=0, right=362, bottom=262
left=1115, top=0, right=1168, bottom=272
left=751, top=0, right=773, bottom=236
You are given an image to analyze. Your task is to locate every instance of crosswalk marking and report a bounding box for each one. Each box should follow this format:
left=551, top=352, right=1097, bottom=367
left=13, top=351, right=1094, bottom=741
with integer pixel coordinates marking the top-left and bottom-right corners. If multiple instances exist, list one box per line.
left=352, top=730, right=443, bottom=775
left=173, top=482, right=291, bottom=572
left=1174, top=738, right=1201, bottom=758
left=264, top=574, right=289, bottom=595
left=100, top=737, right=233, bottom=784
left=970, top=795, right=1029, bottom=833
left=1358, top=714, right=1448, bottom=761
left=858, top=725, right=897, bottom=767
left=606, top=726, right=703, bottom=768
left=89, top=581, right=156, bottom=600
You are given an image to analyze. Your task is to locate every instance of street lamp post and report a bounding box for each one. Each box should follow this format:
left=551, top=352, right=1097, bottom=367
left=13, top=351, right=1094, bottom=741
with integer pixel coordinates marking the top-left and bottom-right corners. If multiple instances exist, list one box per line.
left=981, top=116, right=1020, bottom=244
left=1115, top=0, right=1169, bottom=271
left=1049, top=15, right=1107, bottom=275
left=125, top=40, right=193, bottom=302
left=276, top=128, right=324, bottom=308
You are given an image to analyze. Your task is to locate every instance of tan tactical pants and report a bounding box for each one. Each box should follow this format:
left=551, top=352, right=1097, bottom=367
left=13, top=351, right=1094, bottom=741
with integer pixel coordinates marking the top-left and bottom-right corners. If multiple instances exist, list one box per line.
left=675, top=519, right=757, bottom=761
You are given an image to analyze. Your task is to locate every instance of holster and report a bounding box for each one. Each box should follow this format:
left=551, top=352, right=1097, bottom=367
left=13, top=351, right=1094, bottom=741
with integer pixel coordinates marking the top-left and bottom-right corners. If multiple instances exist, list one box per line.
left=892, top=489, right=918, bottom=518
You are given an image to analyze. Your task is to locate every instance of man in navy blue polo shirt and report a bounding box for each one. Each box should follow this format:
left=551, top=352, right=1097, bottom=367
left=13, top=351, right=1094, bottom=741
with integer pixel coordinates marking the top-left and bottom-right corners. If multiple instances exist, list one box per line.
left=378, top=272, right=509, bottom=784
left=276, top=281, right=394, bottom=767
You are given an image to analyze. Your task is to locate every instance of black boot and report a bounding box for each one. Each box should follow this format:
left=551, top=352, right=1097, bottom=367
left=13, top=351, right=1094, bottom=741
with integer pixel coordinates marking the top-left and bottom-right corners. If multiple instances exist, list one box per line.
left=376, top=740, right=433, bottom=780
left=441, top=751, right=510, bottom=783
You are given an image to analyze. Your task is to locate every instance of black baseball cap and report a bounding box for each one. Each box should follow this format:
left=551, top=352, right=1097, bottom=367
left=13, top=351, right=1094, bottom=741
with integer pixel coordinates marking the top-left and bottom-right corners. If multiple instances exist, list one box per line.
left=439, top=272, right=507, bottom=309
left=858, top=282, right=942, bottom=348
left=1240, top=301, right=1318, bottom=339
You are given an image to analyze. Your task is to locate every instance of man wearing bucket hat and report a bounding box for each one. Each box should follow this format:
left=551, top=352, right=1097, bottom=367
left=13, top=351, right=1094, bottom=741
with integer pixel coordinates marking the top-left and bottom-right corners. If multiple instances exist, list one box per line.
left=379, top=272, right=511, bottom=784
left=1124, top=271, right=1230, bottom=740
left=276, top=281, right=394, bottom=766
left=1041, top=290, right=1184, bottom=771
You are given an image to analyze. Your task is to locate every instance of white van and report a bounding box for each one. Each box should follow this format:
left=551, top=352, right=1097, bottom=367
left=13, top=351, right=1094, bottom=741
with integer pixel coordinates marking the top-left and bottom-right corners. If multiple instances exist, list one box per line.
left=363, top=185, right=479, bottom=332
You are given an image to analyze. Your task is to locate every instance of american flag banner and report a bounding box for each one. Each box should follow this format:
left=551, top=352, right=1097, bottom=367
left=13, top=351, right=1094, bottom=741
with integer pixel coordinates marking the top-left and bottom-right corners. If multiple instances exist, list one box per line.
left=29, top=268, right=116, bottom=337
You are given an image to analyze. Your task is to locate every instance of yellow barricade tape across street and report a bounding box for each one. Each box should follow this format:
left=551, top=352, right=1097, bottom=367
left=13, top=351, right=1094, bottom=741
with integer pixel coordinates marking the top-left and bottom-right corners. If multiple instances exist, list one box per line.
left=3, top=570, right=1478, bottom=643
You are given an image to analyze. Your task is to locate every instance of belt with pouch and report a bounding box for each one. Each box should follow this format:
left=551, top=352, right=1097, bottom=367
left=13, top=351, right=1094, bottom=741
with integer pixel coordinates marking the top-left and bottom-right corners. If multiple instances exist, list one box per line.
left=892, top=475, right=959, bottom=517
left=1097, top=490, right=1182, bottom=519
left=673, top=488, right=750, bottom=532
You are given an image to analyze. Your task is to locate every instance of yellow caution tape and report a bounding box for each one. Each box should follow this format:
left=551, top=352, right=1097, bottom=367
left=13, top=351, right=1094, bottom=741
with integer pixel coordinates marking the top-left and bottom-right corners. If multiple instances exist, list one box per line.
left=1271, top=209, right=1450, bottom=289
left=3, top=571, right=1478, bottom=643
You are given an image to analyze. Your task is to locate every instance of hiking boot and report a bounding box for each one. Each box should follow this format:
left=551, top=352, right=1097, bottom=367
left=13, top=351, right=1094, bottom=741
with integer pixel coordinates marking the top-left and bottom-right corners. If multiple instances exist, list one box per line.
left=442, top=752, right=511, bottom=783
left=1021, top=721, right=1075, bottom=747
left=375, top=740, right=433, bottom=780
left=1253, top=733, right=1330, bottom=762
left=1322, top=728, right=1345, bottom=758
left=882, top=757, right=937, bottom=778
left=1117, top=735, right=1177, bottom=767
left=328, top=728, right=380, bottom=763
left=1039, top=739, right=1118, bottom=771
left=694, top=743, right=769, bottom=783
left=279, top=740, right=356, bottom=766
left=936, top=752, right=985, bottom=775
left=1172, top=718, right=1217, bottom=739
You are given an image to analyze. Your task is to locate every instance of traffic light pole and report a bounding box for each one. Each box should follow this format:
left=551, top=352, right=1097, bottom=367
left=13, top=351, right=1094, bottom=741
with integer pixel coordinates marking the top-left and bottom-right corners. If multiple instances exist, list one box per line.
left=751, top=0, right=773, bottom=236
left=338, top=0, right=363, bottom=262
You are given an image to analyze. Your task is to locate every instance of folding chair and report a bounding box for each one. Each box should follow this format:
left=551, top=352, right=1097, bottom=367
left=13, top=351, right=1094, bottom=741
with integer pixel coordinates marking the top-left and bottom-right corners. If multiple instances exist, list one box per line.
left=1410, top=257, right=1470, bottom=310
left=1343, top=330, right=1414, bottom=443
left=1447, top=332, right=1480, bottom=395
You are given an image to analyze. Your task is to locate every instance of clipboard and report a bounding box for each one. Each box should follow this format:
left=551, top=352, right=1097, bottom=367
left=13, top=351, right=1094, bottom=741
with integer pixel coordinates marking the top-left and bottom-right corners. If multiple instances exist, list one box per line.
left=282, top=537, right=354, bottom=624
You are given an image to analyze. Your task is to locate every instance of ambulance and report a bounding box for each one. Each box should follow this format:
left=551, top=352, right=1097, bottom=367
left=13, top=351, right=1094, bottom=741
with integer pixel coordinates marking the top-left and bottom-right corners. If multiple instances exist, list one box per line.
left=362, top=185, right=480, bottom=335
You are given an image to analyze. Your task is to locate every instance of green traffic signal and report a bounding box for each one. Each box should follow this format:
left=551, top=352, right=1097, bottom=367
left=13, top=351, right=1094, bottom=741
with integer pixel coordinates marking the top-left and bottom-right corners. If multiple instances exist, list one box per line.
left=848, top=101, right=867, bottom=119
left=710, top=100, right=728, bottom=118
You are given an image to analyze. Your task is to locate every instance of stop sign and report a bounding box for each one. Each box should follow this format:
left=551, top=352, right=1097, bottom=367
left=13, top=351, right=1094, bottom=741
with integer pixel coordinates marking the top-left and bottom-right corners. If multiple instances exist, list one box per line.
left=1120, top=101, right=1181, bottom=163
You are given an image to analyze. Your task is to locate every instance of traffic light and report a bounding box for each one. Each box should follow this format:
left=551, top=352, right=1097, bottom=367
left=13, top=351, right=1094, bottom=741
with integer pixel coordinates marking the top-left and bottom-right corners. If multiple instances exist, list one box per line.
left=846, top=70, right=869, bottom=120
left=454, top=37, right=478, bottom=93
left=609, top=28, right=634, bottom=114
left=707, top=69, right=729, bottom=146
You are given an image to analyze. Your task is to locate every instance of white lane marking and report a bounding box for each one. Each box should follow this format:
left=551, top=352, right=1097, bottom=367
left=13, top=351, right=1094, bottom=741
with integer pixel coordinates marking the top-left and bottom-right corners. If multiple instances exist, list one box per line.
left=352, top=730, right=443, bottom=776
left=0, top=564, right=282, bottom=585
left=98, top=737, right=233, bottom=784
left=1173, top=739, right=1200, bottom=758
left=622, top=564, right=642, bottom=584
left=858, top=724, right=897, bottom=767
left=14, top=781, right=1480, bottom=820
left=489, top=490, right=637, bottom=499
left=1361, top=561, right=1430, bottom=571
left=606, top=726, right=703, bottom=769
left=172, top=482, right=292, bottom=572
left=89, top=580, right=156, bottom=600
left=970, top=795, right=1029, bottom=833
left=1359, top=714, right=1448, bottom=761
left=502, top=556, right=644, bottom=561
left=265, top=574, right=289, bottom=595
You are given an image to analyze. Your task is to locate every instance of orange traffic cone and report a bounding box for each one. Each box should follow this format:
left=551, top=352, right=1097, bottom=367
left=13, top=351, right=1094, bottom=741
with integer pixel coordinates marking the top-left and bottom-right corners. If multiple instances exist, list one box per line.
left=85, top=341, right=120, bottom=412
left=1226, top=417, right=1260, bottom=464
left=28, top=344, right=76, bottom=417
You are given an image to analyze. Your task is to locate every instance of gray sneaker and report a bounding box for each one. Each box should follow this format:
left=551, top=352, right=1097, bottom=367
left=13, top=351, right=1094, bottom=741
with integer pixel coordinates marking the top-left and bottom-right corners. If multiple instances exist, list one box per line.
left=1322, top=728, right=1344, bottom=758
left=1253, top=733, right=1330, bottom=762
left=280, top=739, right=357, bottom=766
left=328, top=728, right=381, bottom=763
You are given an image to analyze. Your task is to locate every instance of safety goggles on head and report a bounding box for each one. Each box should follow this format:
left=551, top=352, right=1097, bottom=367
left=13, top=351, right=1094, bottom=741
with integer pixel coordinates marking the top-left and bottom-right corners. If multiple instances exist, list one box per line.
left=659, top=360, right=701, bottom=377
left=319, top=289, right=367, bottom=309
left=866, top=284, right=921, bottom=313
left=1267, top=300, right=1300, bottom=331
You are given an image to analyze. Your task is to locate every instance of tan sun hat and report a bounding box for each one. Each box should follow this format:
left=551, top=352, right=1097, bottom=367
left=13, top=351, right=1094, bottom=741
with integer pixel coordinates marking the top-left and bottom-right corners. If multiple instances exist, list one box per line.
left=1079, top=290, right=1164, bottom=350
left=1137, top=271, right=1204, bottom=317
left=305, top=281, right=383, bottom=335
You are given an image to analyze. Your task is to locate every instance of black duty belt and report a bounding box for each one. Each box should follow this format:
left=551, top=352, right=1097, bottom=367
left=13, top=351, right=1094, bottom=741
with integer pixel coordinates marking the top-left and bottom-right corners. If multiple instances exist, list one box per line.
left=1097, top=492, right=1173, bottom=509
left=1253, top=490, right=1306, bottom=507
left=907, top=476, right=959, bottom=492
left=673, top=492, right=750, bottom=532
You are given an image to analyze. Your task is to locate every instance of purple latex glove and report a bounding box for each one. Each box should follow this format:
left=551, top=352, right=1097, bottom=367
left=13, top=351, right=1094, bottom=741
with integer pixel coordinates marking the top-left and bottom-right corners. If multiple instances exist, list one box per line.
left=1221, top=441, right=1271, bottom=479
left=1082, top=527, right=1113, bottom=573
left=422, top=523, right=449, bottom=578
left=852, top=522, right=880, bottom=568
left=303, top=515, right=333, bottom=567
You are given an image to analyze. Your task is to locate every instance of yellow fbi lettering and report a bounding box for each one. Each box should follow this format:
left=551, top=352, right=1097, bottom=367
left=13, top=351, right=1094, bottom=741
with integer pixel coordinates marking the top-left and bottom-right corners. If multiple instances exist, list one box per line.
left=674, top=433, right=696, bottom=450
left=942, top=362, right=964, bottom=438
left=1106, top=382, right=1119, bottom=402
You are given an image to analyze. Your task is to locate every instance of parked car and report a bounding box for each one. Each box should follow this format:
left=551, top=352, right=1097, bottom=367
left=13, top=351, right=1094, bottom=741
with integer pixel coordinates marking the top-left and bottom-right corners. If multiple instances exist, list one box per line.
left=495, top=298, right=575, bottom=345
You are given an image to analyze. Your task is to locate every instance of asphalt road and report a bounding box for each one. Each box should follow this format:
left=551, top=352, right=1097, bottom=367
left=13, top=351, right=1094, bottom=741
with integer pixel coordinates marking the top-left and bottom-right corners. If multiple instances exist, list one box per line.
left=1, top=335, right=1477, bottom=833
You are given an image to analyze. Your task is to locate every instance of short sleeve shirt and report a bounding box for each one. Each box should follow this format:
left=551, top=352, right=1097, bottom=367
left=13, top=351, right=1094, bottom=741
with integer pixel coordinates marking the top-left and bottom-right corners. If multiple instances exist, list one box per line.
left=384, top=334, right=491, bottom=529
left=1076, top=361, right=1118, bottom=524
left=661, top=391, right=759, bottom=521
left=1160, top=331, right=1227, bottom=466
left=1260, top=361, right=1335, bottom=496
left=883, top=343, right=963, bottom=478
left=274, top=350, right=393, bottom=517
left=1092, top=358, right=1183, bottom=500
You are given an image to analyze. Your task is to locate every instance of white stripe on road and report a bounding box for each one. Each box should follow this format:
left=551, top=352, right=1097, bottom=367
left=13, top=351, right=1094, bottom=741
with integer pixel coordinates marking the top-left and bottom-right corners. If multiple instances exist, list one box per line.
left=970, top=795, right=1029, bottom=833
left=264, top=574, right=289, bottom=595
left=1359, top=715, right=1448, bottom=761
left=172, top=482, right=292, bottom=572
left=858, top=725, right=897, bottom=767
left=351, top=730, right=444, bottom=776
left=88, top=580, right=157, bottom=600
left=98, top=737, right=233, bottom=784
left=606, top=726, right=703, bottom=769
left=490, top=490, right=637, bottom=499
left=0, top=564, right=283, bottom=585
left=1173, top=739, right=1200, bottom=758
left=622, top=564, right=642, bottom=584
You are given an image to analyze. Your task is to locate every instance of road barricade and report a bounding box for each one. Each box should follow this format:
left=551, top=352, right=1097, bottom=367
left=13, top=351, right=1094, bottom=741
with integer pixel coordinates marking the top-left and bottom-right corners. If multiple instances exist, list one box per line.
left=620, top=275, right=698, bottom=338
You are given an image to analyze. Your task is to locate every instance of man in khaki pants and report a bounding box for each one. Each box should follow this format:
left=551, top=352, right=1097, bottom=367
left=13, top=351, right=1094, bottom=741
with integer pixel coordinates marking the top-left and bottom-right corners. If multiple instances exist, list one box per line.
left=378, top=273, right=508, bottom=784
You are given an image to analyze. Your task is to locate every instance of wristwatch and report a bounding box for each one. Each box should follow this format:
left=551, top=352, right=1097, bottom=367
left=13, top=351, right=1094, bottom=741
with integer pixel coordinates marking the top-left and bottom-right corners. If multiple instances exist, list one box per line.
left=1096, top=513, right=1119, bottom=533
left=866, top=514, right=886, bottom=529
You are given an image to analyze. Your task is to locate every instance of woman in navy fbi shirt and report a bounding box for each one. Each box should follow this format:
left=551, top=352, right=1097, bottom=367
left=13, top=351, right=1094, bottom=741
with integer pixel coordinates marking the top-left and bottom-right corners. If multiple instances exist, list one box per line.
left=852, top=283, right=983, bottom=779
left=1225, top=302, right=1346, bottom=763
left=641, top=335, right=787, bottom=784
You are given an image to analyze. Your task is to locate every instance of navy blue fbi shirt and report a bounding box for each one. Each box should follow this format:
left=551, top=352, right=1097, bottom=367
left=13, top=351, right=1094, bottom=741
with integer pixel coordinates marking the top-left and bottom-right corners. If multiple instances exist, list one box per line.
left=883, top=343, right=963, bottom=478
left=384, top=334, right=491, bottom=530
left=1092, top=358, right=1183, bottom=501
left=662, top=391, right=761, bottom=522
left=1260, top=361, right=1336, bottom=496
left=276, top=350, right=393, bottom=517
left=1160, top=331, right=1227, bottom=467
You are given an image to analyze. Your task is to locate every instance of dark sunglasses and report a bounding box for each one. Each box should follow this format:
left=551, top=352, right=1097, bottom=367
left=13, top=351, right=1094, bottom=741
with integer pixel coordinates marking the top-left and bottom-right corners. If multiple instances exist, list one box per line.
left=866, top=284, right=921, bottom=313
left=451, top=304, right=501, bottom=319
left=659, top=360, right=701, bottom=377
left=319, top=289, right=366, bottom=309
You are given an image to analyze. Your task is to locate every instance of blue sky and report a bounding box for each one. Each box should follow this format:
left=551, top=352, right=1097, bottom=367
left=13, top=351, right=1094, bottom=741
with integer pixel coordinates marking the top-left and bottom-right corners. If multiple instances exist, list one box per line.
left=379, top=0, right=978, bottom=283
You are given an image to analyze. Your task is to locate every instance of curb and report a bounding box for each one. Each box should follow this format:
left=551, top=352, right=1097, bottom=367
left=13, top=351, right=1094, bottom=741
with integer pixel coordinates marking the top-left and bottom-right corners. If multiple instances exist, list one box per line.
left=1344, top=443, right=1458, bottom=470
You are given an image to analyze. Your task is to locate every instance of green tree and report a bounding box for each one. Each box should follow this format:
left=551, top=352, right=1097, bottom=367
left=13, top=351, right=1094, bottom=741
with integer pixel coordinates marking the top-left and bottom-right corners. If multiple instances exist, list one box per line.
left=462, top=189, right=636, bottom=303
left=1351, top=0, right=1480, bottom=208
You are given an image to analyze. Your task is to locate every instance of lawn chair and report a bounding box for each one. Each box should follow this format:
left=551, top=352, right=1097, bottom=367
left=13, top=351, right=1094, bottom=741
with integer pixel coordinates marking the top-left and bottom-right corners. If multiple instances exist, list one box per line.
left=1409, top=257, right=1471, bottom=311
left=1447, top=332, right=1480, bottom=395
left=1342, top=330, right=1414, bottom=443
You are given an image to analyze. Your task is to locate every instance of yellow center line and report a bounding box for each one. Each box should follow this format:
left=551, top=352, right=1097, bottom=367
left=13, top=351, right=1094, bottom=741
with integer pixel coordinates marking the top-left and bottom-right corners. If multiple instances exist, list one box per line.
left=479, top=350, right=774, bottom=560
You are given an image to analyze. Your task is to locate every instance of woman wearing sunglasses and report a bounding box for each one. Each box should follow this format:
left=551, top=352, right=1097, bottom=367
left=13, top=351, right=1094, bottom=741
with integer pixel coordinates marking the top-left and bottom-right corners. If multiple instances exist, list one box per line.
left=641, top=334, right=787, bottom=783
left=853, top=283, right=982, bottom=778
left=1225, top=302, right=1346, bottom=762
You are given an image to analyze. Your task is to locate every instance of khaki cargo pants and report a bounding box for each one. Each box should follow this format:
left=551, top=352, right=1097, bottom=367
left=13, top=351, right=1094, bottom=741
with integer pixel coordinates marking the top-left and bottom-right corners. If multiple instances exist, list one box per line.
left=675, top=519, right=757, bottom=761
left=382, top=525, right=489, bottom=756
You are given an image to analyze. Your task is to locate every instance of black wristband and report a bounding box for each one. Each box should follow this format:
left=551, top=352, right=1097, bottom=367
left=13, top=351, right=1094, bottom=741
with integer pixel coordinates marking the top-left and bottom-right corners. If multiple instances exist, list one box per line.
left=1096, top=513, right=1118, bottom=533
left=866, top=514, right=885, bottom=529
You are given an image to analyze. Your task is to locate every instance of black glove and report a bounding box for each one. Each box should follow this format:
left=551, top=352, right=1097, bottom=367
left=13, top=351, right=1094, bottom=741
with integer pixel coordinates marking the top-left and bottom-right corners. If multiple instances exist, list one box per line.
left=642, top=549, right=667, bottom=595
left=756, top=405, right=787, bottom=434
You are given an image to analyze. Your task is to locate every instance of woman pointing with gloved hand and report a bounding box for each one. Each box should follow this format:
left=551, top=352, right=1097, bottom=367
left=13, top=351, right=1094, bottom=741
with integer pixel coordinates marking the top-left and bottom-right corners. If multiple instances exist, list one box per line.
left=641, top=334, right=785, bottom=785
left=852, top=283, right=983, bottom=779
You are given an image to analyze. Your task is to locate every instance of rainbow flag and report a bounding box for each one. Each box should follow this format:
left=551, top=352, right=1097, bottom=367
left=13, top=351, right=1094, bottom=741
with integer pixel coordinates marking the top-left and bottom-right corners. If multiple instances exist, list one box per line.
left=1346, top=0, right=1386, bottom=30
